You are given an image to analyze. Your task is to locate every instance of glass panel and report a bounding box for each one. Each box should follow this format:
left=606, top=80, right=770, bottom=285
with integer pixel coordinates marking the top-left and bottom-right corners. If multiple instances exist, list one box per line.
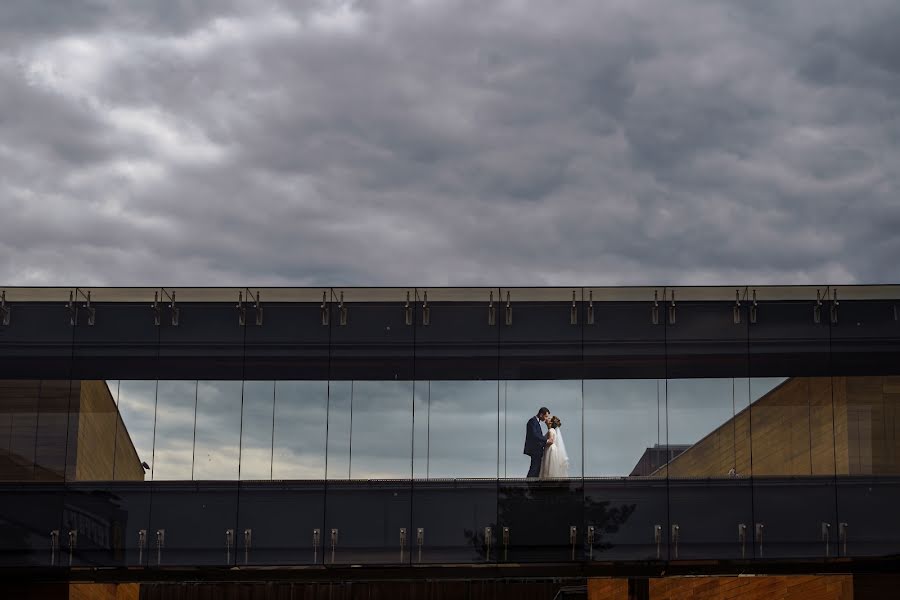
left=272, top=381, right=328, bottom=480
left=64, top=482, right=152, bottom=567
left=835, top=376, right=900, bottom=557
left=0, top=380, right=40, bottom=480
left=239, top=381, right=274, bottom=481
left=665, top=378, right=752, bottom=560
left=71, top=381, right=119, bottom=481
left=584, top=380, right=663, bottom=477
left=324, top=378, right=413, bottom=563
left=237, top=481, right=325, bottom=565
left=148, top=482, right=238, bottom=566
left=498, top=380, right=582, bottom=562
left=750, top=376, right=838, bottom=558
left=115, top=381, right=155, bottom=481
left=584, top=379, right=667, bottom=561
left=498, top=480, right=584, bottom=562
left=836, top=475, right=900, bottom=558
left=411, top=480, right=497, bottom=564
left=419, top=381, right=499, bottom=479
left=584, top=478, right=668, bottom=561
left=750, top=376, right=832, bottom=477
left=35, top=380, right=74, bottom=482
left=0, top=482, right=64, bottom=566
left=348, top=381, right=413, bottom=479
left=413, top=382, right=428, bottom=480
left=326, top=381, right=352, bottom=480
left=324, top=481, right=411, bottom=565
left=151, top=381, right=196, bottom=481
left=502, top=380, right=582, bottom=479
left=193, top=381, right=242, bottom=480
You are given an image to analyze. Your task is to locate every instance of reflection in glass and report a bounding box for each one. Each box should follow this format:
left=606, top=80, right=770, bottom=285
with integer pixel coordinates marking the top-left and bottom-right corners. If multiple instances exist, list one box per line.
left=750, top=377, right=829, bottom=476
left=240, top=381, right=274, bottom=480
left=34, top=380, right=73, bottom=481
left=115, top=380, right=156, bottom=481
left=193, top=381, right=242, bottom=480
left=412, top=382, right=428, bottom=479
left=72, top=380, right=120, bottom=481
left=503, top=380, right=582, bottom=479
left=0, top=380, right=40, bottom=480
left=152, top=381, right=196, bottom=481
left=326, top=381, right=352, bottom=480
left=349, top=381, right=413, bottom=479
left=420, top=381, right=499, bottom=479
left=842, top=376, right=900, bottom=475
left=272, top=381, right=328, bottom=480
left=584, top=379, right=663, bottom=477
left=665, top=378, right=740, bottom=478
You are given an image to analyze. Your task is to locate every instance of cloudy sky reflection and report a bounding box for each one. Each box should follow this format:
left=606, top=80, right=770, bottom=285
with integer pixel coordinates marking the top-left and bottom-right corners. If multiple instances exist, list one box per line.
left=109, top=377, right=786, bottom=480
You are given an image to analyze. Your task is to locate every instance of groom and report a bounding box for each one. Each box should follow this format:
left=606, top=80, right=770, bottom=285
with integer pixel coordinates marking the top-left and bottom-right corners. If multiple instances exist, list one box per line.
left=524, top=407, right=551, bottom=478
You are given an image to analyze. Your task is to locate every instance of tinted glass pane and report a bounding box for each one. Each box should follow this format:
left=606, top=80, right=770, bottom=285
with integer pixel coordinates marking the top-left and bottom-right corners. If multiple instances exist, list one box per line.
left=584, top=479, right=668, bottom=561
left=324, top=481, right=411, bottom=564
left=148, top=482, right=238, bottom=566
left=665, top=378, right=752, bottom=560
left=239, top=381, right=274, bottom=481
left=348, top=381, right=413, bottom=479
left=749, top=374, right=838, bottom=558
left=0, top=482, right=64, bottom=566
left=193, top=381, right=242, bottom=480
left=584, top=379, right=663, bottom=477
left=237, top=481, right=325, bottom=565
left=750, top=377, right=831, bottom=477
left=412, top=382, right=429, bottom=479
left=272, top=381, right=327, bottom=480
left=0, top=380, right=40, bottom=480
left=839, top=376, right=900, bottom=475
left=35, top=380, right=73, bottom=482
left=326, top=381, right=352, bottom=480
left=419, top=381, right=498, bottom=479
left=502, top=380, right=582, bottom=479
left=152, top=381, right=196, bottom=481
left=498, top=480, right=583, bottom=562
left=834, top=375, right=900, bottom=558
left=64, top=483, right=152, bottom=567
left=836, top=476, right=900, bottom=557
left=411, top=480, right=497, bottom=564
left=115, top=381, right=155, bottom=481
left=71, top=380, right=119, bottom=481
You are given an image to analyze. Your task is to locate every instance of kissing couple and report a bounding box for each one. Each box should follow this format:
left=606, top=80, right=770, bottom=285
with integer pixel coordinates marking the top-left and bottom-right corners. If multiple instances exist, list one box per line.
left=523, top=407, right=570, bottom=479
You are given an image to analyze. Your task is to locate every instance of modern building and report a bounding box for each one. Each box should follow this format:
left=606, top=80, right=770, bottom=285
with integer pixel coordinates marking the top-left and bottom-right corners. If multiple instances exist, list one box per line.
left=0, top=286, right=898, bottom=599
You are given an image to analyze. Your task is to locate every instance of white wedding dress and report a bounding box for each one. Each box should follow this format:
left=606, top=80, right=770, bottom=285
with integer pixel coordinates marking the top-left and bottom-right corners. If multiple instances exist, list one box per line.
left=539, top=427, right=570, bottom=479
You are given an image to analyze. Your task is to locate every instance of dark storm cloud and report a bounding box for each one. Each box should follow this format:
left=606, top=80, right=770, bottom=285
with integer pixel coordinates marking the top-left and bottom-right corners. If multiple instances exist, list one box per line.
left=2, top=0, right=900, bottom=287
left=7, top=2, right=900, bottom=480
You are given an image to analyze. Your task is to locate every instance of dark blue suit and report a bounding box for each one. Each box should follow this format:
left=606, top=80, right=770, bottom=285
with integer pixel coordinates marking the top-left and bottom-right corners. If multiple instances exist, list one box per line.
left=523, top=416, right=545, bottom=477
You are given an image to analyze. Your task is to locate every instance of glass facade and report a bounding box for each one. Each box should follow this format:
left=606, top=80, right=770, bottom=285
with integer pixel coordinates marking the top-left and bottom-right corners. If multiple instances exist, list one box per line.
left=0, top=286, right=899, bottom=569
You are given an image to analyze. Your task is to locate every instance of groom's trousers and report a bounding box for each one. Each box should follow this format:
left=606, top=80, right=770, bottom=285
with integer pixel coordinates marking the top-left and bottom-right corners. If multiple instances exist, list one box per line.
left=527, top=453, right=542, bottom=478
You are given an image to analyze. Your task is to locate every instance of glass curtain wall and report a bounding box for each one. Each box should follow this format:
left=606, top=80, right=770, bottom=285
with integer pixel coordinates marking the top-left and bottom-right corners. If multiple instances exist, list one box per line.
left=4, top=287, right=900, bottom=568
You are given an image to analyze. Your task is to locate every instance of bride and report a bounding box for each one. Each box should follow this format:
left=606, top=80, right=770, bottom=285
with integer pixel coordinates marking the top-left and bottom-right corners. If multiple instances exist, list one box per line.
left=539, top=416, right=569, bottom=479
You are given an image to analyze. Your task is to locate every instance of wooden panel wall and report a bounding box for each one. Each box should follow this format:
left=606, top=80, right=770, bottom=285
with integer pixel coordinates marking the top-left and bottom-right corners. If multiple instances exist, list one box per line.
left=587, top=578, right=628, bottom=599
left=69, top=583, right=140, bottom=600
left=0, top=379, right=144, bottom=481
left=0, top=379, right=75, bottom=481
left=648, top=575, right=853, bottom=600
left=75, top=381, right=144, bottom=481
left=655, top=376, right=900, bottom=478
left=844, top=376, right=900, bottom=475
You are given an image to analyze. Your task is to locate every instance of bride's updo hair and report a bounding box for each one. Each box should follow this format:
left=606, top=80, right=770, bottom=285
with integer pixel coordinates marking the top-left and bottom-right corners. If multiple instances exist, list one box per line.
left=550, top=416, right=561, bottom=429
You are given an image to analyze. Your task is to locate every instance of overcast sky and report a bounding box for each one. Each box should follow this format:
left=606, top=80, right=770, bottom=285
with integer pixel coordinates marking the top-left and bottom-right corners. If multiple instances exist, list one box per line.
left=2, top=1, right=899, bottom=286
